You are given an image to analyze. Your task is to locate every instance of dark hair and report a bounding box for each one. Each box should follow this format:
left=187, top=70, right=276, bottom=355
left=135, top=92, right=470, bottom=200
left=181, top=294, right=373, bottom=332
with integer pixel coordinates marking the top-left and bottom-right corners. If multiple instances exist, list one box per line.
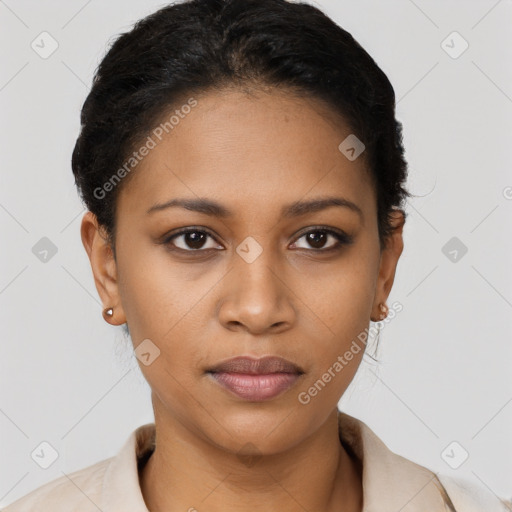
left=72, top=0, right=410, bottom=252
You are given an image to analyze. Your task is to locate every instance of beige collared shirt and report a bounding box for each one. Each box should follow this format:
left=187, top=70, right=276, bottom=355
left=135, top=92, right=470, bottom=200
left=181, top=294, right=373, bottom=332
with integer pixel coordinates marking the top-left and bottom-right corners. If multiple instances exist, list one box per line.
left=3, top=410, right=511, bottom=511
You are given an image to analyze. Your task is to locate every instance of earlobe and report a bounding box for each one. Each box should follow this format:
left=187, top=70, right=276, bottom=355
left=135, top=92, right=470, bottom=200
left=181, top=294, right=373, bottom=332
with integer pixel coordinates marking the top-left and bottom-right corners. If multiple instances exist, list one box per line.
left=80, top=211, right=127, bottom=325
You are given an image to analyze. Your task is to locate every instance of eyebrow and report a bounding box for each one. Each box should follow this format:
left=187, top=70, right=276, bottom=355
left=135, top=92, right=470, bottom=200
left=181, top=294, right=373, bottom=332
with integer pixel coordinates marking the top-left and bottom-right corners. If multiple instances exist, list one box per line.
left=146, top=196, right=363, bottom=221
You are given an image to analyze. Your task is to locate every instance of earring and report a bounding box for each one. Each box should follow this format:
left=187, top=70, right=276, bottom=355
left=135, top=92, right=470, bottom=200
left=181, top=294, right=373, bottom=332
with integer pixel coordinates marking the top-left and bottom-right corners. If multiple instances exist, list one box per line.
left=378, top=302, right=388, bottom=321
left=371, top=302, right=388, bottom=322
left=102, top=307, right=114, bottom=321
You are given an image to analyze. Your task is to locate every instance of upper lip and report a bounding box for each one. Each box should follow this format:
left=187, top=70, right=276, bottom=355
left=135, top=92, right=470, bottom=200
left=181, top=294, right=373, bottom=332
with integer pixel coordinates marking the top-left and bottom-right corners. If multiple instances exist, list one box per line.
left=207, top=356, right=304, bottom=375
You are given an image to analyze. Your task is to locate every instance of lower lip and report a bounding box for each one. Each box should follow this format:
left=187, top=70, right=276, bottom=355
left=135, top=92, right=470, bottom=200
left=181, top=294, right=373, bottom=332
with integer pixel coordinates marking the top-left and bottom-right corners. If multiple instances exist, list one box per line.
left=209, top=372, right=301, bottom=401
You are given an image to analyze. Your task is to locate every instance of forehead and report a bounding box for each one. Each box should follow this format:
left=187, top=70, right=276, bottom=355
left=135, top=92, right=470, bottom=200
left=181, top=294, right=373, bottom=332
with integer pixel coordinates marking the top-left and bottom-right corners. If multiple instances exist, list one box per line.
left=116, top=87, right=376, bottom=224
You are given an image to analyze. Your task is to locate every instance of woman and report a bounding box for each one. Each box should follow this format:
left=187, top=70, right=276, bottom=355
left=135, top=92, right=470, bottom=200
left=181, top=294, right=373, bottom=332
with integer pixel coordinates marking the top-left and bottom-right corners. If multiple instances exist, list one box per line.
left=4, top=0, right=510, bottom=510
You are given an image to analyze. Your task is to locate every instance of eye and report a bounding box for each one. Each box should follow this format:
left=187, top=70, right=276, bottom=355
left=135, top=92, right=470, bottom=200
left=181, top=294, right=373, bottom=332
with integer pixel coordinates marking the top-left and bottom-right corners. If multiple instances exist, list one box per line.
left=163, top=228, right=223, bottom=252
left=290, top=228, right=353, bottom=252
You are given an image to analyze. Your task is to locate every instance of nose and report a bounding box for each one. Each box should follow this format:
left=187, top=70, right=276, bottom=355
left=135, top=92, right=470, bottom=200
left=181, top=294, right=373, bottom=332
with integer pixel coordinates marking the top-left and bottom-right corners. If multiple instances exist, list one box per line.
left=217, top=252, right=297, bottom=335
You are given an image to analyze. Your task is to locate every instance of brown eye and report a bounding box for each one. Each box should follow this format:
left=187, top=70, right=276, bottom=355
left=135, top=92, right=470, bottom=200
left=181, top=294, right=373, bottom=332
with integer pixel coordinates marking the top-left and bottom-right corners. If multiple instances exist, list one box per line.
left=291, top=228, right=353, bottom=252
left=164, top=229, right=222, bottom=251
left=304, top=231, right=329, bottom=249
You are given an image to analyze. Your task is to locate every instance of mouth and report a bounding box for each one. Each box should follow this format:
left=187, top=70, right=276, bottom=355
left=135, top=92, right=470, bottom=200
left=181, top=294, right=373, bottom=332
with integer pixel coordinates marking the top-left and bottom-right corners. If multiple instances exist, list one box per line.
left=206, top=355, right=304, bottom=401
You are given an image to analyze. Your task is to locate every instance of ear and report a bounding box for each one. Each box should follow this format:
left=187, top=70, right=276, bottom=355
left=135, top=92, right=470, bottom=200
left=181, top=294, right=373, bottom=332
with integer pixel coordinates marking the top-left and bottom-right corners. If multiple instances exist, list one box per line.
left=371, top=209, right=405, bottom=321
left=80, top=211, right=127, bottom=325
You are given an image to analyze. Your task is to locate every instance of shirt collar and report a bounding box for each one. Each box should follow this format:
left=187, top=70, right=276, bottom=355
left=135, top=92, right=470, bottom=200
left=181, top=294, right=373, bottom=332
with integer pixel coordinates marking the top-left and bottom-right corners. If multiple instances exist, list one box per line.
left=102, top=422, right=154, bottom=511
left=102, top=410, right=447, bottom=512
left=336, top=411, right=448, bottom=511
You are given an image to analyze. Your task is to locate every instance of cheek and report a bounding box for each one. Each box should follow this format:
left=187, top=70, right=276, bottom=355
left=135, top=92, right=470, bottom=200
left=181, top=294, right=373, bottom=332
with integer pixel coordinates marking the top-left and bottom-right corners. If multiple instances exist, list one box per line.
left=116, top=238, right=204, bottom=340
left=116, top=240, right=220, bottom=391
left=297, top=245, right=379, bottom=390
left=295, top=293, right=372, bottom=410
left=116, top=247, right=208, bottom=407
left=299, top=245, right=378, bottom=337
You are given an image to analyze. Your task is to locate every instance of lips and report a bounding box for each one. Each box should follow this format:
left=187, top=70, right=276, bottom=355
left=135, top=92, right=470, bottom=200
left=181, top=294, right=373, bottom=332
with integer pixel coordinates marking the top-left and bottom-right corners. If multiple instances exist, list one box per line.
left=206, top=356, right=304, bottom=401
left=207, top=355, right=304, bottom=375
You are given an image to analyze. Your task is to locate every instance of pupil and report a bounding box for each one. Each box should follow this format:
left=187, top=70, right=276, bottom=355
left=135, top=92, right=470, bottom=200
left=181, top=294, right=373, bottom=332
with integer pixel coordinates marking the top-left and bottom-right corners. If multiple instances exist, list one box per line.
left=186, top=231, right=205, bottom=249
left=308, top=232, right=326, bottom=249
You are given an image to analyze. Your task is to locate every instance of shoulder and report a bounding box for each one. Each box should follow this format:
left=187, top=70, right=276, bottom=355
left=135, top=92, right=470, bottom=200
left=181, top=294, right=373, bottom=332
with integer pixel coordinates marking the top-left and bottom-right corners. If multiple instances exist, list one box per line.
left=437, top=473, right=512, bottom=512
left=337, top=410, right=511, bottom=512
left=1, top=423, right=153, bottom=512
left=1, top=457, right=112, bottom=512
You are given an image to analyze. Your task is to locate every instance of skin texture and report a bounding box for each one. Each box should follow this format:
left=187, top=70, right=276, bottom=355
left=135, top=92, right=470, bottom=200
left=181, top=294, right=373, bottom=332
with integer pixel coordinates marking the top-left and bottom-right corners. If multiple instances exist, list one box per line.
left=81, top=86, right=405, bottom=512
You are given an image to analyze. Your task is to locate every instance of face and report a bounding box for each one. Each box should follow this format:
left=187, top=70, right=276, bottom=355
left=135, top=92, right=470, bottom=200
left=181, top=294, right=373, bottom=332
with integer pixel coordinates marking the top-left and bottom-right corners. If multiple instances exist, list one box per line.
left=81, top=87, right=404, bottom=456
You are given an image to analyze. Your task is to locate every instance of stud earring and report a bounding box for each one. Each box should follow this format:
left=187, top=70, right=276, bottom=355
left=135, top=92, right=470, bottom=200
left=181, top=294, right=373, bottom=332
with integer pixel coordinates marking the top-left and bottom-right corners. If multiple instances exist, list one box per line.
left=371, top=302, right=388, bottom=322
left=378, top=302, right=388, bottom=320
left=102, top=307, right=114, bottom=321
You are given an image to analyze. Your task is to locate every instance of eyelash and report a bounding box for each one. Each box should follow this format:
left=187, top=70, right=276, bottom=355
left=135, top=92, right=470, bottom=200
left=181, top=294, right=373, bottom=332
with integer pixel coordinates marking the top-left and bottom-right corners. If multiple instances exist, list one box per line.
left=161, top=226, right=354, bottom=254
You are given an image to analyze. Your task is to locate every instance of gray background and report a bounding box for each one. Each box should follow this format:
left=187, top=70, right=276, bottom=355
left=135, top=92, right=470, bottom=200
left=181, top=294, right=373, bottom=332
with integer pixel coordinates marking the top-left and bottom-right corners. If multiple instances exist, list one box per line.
left=1, top=0, right=511, bottom=506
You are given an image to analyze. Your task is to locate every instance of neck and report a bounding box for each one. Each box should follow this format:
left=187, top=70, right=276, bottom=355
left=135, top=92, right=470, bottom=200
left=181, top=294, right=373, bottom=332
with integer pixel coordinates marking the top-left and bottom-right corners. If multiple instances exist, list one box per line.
left=139, top=405, right=363, bottom=512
